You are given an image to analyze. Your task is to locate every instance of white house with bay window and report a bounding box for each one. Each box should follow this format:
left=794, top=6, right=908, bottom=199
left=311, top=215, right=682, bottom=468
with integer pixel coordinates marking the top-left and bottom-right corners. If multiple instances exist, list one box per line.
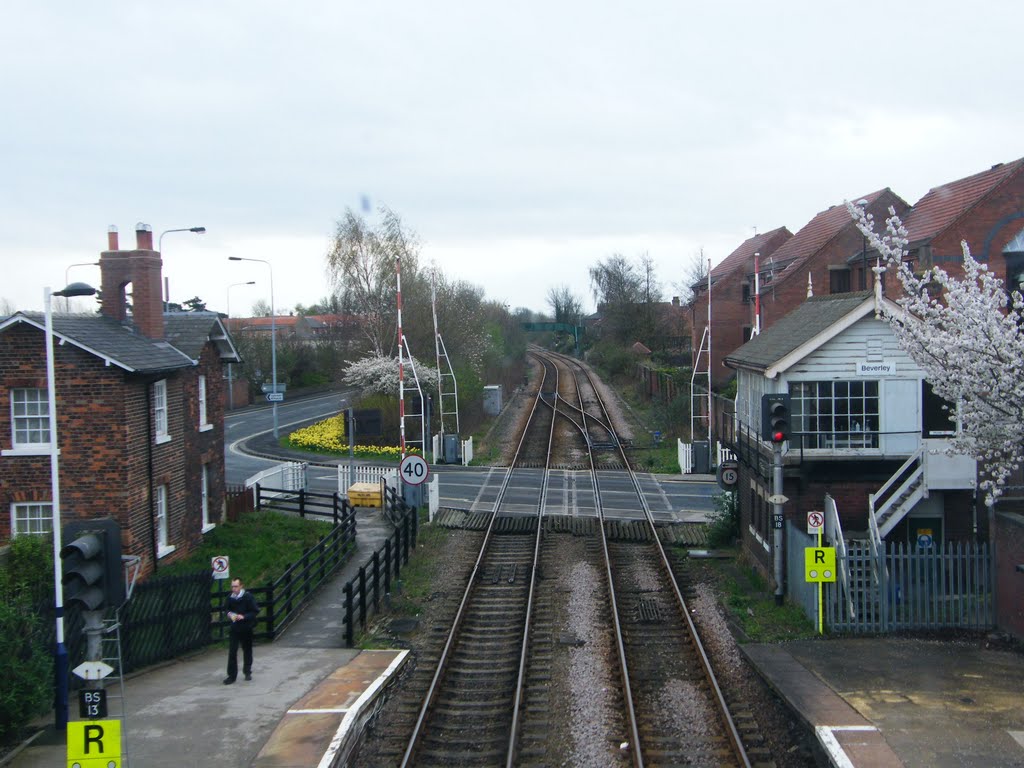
left=724, top=290, right=978, bottom=566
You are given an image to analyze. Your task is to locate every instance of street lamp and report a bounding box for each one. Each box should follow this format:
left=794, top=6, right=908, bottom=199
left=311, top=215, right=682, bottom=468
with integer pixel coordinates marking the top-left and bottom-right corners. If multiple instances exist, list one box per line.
left=157, top=226, right=206, bottom=253
left=63, top=262, right=99, bottom=312
left=226, top=281, right=255, bottom=411
left=229, top=256, right=278, bottom=437
left=158, top=227, right=206, bottom=311
left=45, top=280, right=97, bottom=731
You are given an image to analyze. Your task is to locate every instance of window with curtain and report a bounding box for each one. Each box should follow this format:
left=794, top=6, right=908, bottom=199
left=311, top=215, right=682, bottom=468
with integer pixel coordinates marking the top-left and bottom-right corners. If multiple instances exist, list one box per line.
left=11, top=388, right=49, bottom=447
left=12, top=502, right=52, bottom=536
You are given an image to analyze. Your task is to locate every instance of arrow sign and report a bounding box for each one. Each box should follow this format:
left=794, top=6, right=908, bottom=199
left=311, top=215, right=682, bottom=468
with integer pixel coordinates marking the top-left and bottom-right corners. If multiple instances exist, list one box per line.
left=73, top=660, right=114, bottom=680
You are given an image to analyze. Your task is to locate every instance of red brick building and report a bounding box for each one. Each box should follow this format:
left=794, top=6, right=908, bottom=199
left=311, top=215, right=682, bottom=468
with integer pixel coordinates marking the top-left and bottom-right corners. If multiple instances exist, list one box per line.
left=689, top=227, right=792, bottom=387
left=0, top=224, right=240, bottom=577
left=901, top=157, right=1024, bottom=293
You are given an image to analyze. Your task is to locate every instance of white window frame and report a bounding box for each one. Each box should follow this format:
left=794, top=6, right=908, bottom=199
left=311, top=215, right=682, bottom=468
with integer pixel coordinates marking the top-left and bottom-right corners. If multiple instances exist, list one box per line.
left=11, top=502, right=53, bottom=537
left=201, top=463, right=215, bottom=533
left=791, top=379, right=881, bottom=451
left=154, top=379, right=170, bottom=444
left=4, top=388, right=51, bottom=456
left=198, top=375, right=212, bottom=432
left=156, top=484, right=175, bottom=557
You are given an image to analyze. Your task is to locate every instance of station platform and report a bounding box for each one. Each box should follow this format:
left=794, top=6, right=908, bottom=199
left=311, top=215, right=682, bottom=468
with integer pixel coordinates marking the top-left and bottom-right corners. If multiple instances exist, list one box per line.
left=743, top=636, right=1024, bottom=767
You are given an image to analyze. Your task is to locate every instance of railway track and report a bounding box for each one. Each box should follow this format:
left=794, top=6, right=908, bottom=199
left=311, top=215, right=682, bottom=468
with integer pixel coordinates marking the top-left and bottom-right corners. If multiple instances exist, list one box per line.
left=353, top=347, right=762, bottom=767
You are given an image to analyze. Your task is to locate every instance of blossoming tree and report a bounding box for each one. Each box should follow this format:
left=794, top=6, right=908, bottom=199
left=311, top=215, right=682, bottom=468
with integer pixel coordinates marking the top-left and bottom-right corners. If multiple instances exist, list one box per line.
left=342, top=353, right=440, bottom=396
left=847, top=201, right=1024, bottom=505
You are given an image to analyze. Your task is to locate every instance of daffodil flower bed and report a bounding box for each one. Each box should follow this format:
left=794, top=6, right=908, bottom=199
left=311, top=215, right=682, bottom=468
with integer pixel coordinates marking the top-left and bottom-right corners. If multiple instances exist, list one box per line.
left=287, top=415, right=420, bottom=461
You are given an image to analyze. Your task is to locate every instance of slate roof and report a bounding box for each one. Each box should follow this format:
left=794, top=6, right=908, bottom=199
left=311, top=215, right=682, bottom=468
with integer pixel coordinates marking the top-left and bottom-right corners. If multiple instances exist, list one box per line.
left=709, top=226, right=793, bottom=284
left=0, top=311, right=237, bottom=373
left=724, top=291, right=873, bottom=372
left=164, top=312, right=240, bottom=362
left=772, top=189, right=894, bottom=283
left=902, top=157, right=1024, bottom=246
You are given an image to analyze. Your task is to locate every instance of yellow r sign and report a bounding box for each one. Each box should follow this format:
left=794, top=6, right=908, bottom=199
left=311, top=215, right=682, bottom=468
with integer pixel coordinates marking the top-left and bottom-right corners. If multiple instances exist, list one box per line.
left=67, top=719, right=121, bottom=768
left=804, top=547, right=837, bottom=582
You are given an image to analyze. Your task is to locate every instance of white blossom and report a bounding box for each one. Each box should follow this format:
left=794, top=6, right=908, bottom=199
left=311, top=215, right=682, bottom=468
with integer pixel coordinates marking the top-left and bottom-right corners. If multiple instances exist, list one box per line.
left=342, top=353, right=440, bottom=396
left=847, top=201, right=1024, bottom=506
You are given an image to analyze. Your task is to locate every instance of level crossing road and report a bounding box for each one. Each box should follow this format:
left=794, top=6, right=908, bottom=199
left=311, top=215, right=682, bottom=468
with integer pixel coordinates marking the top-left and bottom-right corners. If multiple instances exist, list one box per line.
left=225, top=393, right=720, bottom=522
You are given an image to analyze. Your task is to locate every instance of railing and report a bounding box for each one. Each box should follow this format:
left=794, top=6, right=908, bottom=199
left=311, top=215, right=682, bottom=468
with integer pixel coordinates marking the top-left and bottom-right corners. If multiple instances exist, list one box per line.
left=462, top=436, right=474, bottom=465
left=337, top=463, right=398, bottom=494
left=342, top=500, right=419, bottom=646
left=827, top=540, right=993, bottom=632
left=255, top=485, right=352, bottom=524
left=868, top=447, right=924, bottom=541
left=244, top=461, right=307, bottom=492
left=822, top=494, right=856, bottom=622
left=677, top=439, right=693, bottom=474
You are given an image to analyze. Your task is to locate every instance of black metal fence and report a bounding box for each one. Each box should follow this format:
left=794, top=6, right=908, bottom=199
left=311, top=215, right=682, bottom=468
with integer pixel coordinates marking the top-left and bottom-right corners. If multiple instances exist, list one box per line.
left=342, top=487, right=419, bottom=646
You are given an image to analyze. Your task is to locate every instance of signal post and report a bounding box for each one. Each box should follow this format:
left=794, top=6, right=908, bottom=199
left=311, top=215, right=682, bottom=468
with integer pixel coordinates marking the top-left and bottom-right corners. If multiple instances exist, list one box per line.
left=761, top=394, right=791, bottom=606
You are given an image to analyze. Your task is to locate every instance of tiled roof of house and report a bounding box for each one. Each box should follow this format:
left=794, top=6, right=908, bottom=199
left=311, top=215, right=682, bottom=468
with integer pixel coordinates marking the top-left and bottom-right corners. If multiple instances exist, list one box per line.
left=164, top=312, right=240, bottom=362
left=724, top=291, right=873, bottom=371
left=773, top=189, right=893, bottom=282
left=2, top=311, right=240, bottom=372
left=709, top=226, right=792, bottom=283
left=902, top=158, right=1024, bottom=246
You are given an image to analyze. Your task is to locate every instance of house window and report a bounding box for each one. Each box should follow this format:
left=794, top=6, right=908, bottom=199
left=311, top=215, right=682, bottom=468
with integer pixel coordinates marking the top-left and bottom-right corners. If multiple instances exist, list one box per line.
left=156, top=484, right=174, bottom=557
left=153, top=380, right=169, bottom=443
left=791, top=380, right=879, bottom=449
left=829, top=268, right=851, bottom=295
left=12, top=502, right=52, bottom=536
left=11, top=388, right=50, bottom=448
left=198, top=375, right=210, bottom=430
left=922, top=381, right=955, bottom=437
left=741, top=283, right=752, bottom=304
left=201, top=463, right=214, bottom=532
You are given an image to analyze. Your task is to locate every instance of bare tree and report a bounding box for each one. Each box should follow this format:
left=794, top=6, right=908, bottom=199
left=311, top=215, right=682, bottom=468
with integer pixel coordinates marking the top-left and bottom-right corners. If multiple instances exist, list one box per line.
left=326, top=206, right=420, bottom=356
left=546, top=284, right=584, bottom=326
left=676, top=249, right=709, bottom=306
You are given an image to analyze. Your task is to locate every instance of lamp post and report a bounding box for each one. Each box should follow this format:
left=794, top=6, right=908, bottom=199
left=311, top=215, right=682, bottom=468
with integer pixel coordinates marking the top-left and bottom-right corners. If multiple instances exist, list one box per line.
left=158, top=227, right=206, bottom=311
left=45, top=280, right=97, bottom=731
left=226, top=281, right=255, bottom=411
left=229, top=256, right=278, bottom=437
left=62, top=262, right=99, bottom=312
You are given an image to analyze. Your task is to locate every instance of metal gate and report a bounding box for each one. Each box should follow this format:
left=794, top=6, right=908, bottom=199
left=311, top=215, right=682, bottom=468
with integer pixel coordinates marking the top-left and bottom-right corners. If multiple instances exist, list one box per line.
left=825, top=540, right=993, bottom=633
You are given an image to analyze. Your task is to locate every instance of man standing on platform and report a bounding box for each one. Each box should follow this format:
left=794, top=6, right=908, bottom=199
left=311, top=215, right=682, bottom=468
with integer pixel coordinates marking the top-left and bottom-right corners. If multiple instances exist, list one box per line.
left=224, top=577, right=258, bottom=684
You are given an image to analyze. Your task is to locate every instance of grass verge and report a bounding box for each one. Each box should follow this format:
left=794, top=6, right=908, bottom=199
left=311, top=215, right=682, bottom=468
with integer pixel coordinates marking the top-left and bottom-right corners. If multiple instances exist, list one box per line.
left=691, top=551, right=817, bottom=643
left=156, top=510, right=334, bottom=586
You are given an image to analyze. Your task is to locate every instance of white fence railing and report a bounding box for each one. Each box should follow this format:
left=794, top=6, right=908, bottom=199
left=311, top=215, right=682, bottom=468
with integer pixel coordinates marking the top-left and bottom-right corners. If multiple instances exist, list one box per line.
left=717, top=441, right=736, bottom=466
left=462, top=436, right=474, bottom=465
left=245, top=462, right=307, bottom=493
left=337, top=464, right=399, bottom=495
left=428, top=475, right=439, bottom=522
left=678, top=439, right=693, bottom=474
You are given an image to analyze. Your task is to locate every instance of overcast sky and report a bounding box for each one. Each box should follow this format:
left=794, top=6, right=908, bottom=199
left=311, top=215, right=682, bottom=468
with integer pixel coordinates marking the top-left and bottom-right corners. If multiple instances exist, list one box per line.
left=3, top=1, right=1022, bottom=318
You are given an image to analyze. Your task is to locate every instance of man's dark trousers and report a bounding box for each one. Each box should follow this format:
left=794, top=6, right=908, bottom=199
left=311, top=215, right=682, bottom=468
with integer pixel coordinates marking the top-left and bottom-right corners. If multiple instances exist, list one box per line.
left=227, top=624, right=253, bottom=681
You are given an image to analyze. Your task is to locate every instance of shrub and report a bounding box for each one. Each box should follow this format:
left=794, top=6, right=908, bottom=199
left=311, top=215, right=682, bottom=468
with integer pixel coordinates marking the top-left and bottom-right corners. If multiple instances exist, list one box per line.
left=0, top=536, right=54, bottom=740
left=706, top=491, right=740, bottom=547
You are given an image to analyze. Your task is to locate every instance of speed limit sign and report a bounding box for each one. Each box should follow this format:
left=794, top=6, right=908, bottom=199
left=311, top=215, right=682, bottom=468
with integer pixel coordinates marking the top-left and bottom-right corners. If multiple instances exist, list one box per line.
left=400, top=454, right=430, bottom=486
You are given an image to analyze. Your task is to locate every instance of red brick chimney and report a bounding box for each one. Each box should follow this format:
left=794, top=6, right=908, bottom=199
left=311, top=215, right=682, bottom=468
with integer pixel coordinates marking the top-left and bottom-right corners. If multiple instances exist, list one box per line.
left=99, top=222, right=165, bottom=339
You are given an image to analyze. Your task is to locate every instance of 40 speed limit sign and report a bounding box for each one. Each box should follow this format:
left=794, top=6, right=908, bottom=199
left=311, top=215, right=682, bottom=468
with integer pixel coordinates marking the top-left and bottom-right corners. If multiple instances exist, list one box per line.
left=399, top=454, right=430, bottom=486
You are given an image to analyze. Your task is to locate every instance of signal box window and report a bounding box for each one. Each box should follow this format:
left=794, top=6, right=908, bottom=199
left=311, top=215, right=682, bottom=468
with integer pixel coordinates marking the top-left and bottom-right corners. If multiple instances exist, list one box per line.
left=791, top=380, right=879, bottom=449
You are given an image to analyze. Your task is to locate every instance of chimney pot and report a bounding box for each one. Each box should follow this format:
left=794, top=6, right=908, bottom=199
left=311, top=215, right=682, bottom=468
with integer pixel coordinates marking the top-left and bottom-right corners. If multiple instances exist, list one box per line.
left=135, top=222, right=154, bottom=250
left=107, top=225, right=119, bottom=251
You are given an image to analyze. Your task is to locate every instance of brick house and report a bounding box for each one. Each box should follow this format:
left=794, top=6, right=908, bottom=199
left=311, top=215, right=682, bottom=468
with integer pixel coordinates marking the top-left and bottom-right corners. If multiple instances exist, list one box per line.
left=691, top=190, right=911, bottom=393
left=0, top=224, right=240, bottom=577
left=723, top=290, right=978, bottom=581
left=689, top=227, right=792, bottom=387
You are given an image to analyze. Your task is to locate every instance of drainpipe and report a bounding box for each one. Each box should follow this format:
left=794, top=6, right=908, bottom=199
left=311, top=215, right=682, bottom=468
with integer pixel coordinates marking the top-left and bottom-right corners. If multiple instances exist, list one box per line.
left=147, top=381, right=158, bottom=573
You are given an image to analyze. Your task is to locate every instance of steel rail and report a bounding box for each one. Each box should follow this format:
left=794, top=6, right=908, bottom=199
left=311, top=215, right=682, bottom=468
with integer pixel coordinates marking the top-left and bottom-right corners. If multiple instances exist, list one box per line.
left=561, top=349, right=751, bottom=768
left=400, top=352, right=552, bottom=768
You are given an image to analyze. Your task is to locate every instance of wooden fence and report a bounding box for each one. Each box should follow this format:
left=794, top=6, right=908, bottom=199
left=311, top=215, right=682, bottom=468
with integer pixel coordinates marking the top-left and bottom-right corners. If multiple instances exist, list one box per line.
left=342, top=488, right=419, bottom=646
left=826, top=540, right=993, bottom=633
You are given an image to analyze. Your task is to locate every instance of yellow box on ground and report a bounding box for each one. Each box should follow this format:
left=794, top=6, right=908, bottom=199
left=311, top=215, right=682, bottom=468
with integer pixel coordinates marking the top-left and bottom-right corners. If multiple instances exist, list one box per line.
left=348, top=482, right=382, bottom=507
left=804, top=547, right=837, bottom=583
left=67, top=719, right=120, bottom=768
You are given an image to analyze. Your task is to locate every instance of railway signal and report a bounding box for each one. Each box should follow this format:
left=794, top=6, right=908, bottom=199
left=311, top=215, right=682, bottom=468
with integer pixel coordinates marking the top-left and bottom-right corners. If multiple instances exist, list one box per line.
left=760, top=394, right=791, bottom=443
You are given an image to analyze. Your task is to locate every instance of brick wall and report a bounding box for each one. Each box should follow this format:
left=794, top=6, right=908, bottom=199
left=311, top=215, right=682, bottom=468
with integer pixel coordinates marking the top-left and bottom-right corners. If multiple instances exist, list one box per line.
left=995, top=511, right=1024, bottom=640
